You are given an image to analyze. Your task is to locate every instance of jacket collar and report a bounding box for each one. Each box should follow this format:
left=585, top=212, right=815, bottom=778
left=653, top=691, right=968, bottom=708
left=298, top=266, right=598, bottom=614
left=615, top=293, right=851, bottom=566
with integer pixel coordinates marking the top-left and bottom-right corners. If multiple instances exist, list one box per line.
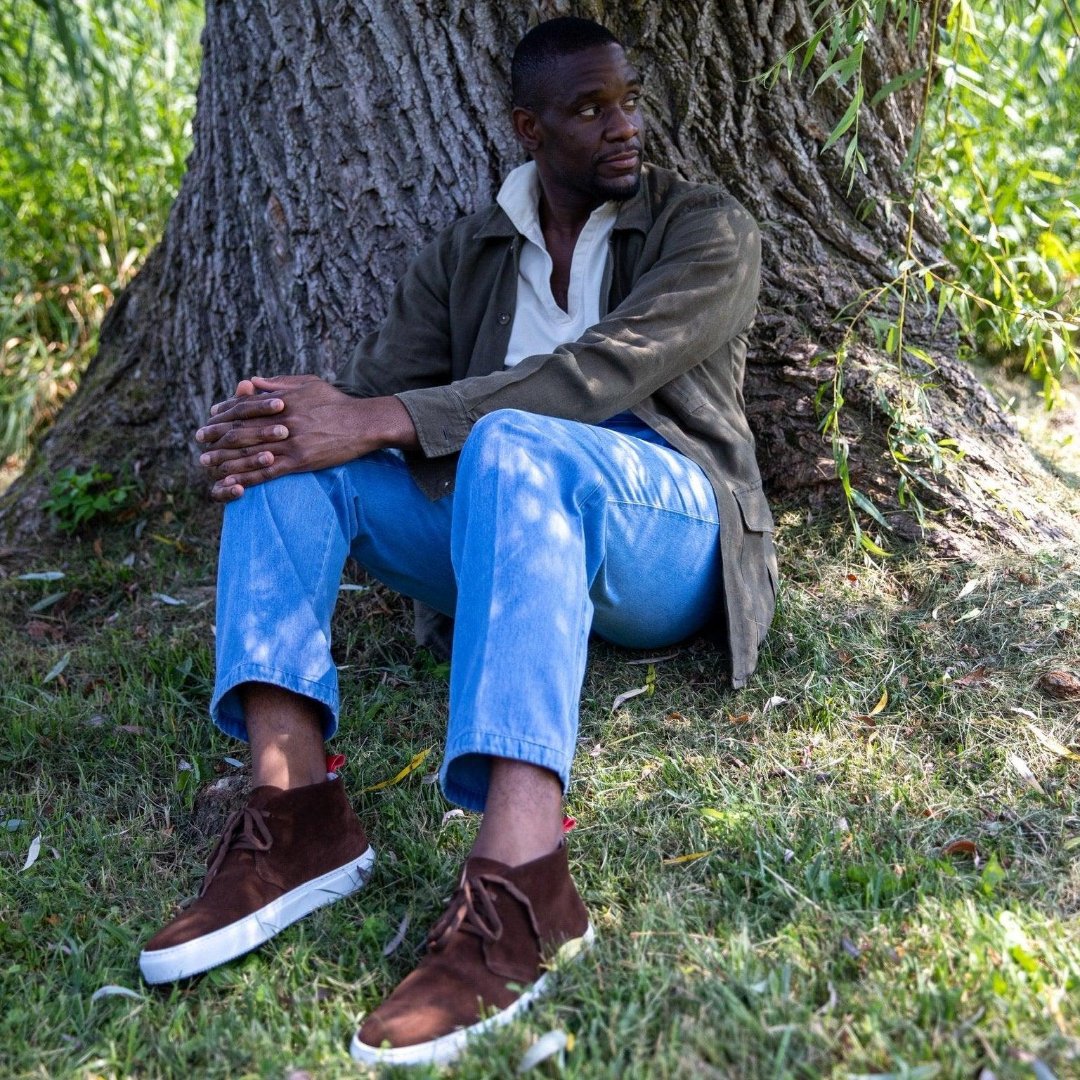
left=473, top=164, right=654, bottom=241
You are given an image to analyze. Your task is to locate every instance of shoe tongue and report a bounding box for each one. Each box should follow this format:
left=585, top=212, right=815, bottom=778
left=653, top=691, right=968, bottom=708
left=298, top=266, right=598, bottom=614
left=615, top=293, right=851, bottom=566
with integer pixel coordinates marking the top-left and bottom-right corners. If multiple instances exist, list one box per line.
left=246, top=785, right=285, bottom=810
left=463, top=855, right=512, bottom=878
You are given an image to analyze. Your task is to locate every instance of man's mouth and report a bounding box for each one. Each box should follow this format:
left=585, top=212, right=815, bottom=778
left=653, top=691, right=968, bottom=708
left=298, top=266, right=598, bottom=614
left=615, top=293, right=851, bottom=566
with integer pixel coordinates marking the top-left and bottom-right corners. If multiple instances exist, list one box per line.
left=598, top=149, right=640, bottom=166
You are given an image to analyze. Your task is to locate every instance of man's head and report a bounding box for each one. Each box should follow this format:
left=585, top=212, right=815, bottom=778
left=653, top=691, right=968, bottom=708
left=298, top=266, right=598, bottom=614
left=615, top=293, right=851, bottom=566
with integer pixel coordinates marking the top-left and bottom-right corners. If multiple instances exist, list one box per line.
left=511, top=18, right=644, bottom=209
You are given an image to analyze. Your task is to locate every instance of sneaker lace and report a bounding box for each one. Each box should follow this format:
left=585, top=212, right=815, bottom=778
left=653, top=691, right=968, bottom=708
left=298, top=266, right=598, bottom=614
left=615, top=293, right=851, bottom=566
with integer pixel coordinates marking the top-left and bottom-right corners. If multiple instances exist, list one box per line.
left=427, top=870, right=541, bottom=952
left=200, top=806, right=273, bottom=896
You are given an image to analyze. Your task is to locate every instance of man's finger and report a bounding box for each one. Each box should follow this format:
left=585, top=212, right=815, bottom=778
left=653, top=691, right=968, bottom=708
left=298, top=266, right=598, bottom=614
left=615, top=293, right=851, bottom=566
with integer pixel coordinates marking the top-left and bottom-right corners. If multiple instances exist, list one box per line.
left=196, top=416, right=288, bottom=447
left=198, top=423, right=288, bottom=457
left=213, top=461, right=282, bottom=495
left=203, top=395, right=284, bottom=429
left=203, top=450, right=276, bottom=479
left=210, top=479, right=245, bottom=502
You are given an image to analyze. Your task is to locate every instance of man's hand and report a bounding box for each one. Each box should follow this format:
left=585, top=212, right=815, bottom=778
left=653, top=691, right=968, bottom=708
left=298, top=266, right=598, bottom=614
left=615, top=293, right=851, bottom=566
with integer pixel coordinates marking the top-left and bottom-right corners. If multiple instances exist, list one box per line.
left=195, top=375, right=418, bottom=502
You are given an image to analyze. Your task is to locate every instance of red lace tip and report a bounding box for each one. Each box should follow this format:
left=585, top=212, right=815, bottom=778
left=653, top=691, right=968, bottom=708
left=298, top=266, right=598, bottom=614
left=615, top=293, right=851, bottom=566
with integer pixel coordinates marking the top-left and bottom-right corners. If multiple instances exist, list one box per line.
left=325, top=754, right=347, bottom=774
left=562, top=815, right=577, bottom=834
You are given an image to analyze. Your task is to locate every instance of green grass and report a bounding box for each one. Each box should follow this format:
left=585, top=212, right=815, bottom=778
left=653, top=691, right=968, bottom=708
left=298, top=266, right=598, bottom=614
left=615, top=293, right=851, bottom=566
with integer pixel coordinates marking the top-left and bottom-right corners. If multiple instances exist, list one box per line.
left=1, top=495, right=1078, bottom=1079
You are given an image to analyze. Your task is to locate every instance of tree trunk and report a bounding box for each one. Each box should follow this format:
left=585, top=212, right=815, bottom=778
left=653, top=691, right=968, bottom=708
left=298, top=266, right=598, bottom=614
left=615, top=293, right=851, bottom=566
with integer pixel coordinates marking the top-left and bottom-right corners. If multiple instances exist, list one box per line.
left=4, top=0, right=1075, bottom=551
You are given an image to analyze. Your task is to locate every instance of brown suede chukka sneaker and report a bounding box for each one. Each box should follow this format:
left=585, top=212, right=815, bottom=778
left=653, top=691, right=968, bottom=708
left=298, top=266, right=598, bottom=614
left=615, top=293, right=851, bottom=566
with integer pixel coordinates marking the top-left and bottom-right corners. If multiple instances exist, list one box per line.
left=350, top=843, right=592, bottom=1068
left=140, top=777, right=374, bottom=984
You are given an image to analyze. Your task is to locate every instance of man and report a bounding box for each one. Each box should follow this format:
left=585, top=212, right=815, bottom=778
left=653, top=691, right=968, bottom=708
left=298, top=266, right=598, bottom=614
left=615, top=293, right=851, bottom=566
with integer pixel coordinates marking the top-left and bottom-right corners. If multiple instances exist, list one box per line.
left=139, top=16, right=776, bottom=1068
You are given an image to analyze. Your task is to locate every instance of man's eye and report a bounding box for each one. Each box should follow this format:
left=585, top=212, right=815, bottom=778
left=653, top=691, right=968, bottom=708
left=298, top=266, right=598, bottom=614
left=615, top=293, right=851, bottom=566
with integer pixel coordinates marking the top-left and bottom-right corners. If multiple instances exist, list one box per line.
left=624, top=95, right=640, bottom=111
left=579, top=105, right=601, bottom=119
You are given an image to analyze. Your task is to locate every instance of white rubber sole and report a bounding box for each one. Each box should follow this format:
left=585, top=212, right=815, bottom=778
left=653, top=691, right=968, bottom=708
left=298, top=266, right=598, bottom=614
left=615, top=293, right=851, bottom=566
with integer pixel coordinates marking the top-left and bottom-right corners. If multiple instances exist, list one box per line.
left=349, top=923, right=595, bottom=1068
left=139, top=846, right=375, bottom=984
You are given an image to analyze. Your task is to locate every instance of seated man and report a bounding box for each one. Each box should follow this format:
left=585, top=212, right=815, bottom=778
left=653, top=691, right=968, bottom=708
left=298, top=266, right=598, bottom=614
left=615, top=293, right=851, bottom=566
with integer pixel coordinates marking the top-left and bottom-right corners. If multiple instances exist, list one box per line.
left=139, top=15, right=776, bottom=1068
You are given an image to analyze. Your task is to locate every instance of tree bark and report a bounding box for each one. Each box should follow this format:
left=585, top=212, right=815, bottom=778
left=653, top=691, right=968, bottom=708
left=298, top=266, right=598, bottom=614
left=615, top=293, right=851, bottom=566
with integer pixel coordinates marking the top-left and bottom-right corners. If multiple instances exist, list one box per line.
left=4, top=0, right=1076, bottom=551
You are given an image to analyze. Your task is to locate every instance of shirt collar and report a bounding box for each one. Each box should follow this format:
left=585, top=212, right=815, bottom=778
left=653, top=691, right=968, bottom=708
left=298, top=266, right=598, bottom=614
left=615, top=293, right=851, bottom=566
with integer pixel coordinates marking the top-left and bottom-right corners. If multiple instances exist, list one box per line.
left=476, top=161, right=652, bottom=241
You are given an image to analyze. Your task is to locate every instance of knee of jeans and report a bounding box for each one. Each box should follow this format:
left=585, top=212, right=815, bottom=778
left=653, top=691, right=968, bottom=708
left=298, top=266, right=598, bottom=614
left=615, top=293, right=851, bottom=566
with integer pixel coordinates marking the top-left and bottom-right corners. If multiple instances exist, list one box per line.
left=461, top=410, right=588, bottom=489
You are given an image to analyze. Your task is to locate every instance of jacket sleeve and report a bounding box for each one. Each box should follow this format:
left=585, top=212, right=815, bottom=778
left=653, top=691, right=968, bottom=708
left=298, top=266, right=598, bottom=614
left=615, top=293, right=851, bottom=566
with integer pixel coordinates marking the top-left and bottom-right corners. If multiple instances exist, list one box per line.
left=396, top=196, right=761, bottom=459
left=332, top=232, right=455, bottom=398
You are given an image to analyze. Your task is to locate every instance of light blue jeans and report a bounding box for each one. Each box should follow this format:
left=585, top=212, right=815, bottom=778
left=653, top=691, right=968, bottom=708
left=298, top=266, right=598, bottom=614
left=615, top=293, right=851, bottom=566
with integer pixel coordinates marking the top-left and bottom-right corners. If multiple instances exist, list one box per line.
left=211, top=409, right=722, bottom=811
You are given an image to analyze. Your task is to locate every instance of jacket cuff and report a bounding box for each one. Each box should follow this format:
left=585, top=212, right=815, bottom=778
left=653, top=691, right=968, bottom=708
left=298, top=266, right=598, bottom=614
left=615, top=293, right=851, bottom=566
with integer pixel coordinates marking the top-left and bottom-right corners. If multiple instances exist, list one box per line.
left=396, top=386, right=472, bottom=458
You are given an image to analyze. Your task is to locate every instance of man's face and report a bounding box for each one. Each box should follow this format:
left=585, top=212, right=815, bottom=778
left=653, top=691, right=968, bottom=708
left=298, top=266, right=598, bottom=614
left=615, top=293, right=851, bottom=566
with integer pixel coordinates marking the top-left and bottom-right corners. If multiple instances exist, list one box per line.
left=516, top=43, right=644, bottom=208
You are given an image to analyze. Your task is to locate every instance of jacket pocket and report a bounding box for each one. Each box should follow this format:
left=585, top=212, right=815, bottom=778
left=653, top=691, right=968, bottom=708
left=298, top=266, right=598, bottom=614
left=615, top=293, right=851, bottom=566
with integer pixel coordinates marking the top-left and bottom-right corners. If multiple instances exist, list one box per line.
left=732, top=484, right=775, bottom=533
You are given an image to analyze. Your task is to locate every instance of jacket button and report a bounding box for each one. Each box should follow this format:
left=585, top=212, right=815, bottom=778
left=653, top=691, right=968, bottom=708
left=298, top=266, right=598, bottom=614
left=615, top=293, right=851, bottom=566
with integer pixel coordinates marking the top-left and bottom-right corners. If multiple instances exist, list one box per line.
left=497, top=312, right=510, bottom=325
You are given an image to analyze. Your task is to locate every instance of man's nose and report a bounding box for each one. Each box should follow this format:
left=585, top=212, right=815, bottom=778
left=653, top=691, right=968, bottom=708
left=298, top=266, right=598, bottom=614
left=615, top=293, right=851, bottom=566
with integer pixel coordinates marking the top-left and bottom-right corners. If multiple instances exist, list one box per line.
left=604, top=106, right=639, bottom=142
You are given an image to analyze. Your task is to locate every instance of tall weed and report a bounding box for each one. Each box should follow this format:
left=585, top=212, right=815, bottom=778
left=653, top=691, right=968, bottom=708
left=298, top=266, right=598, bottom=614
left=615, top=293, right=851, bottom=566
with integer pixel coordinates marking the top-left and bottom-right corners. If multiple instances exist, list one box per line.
left=0, top=0, right=202, bottom=475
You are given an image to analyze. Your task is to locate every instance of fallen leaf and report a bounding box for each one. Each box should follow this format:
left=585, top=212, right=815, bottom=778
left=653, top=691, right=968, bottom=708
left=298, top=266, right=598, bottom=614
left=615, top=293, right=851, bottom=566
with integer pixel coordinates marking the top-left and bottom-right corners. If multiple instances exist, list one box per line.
left=611, top=685, right=648, bottom=711
left=382, top=913, right=410, bottom=957
left=28, top=590, right=66, bottom=613
left=868, top=688, right=888, bottom=716
left=1009, top=706, right=1038, bottom=720
left=116, top=724, right=146, bottom=735
left=728, top=713, right=751, bottom=725
left=361, top=747, right=432, bottom=792
left=700, top=808, right=725, bottom=823
left=840, top=936, right=861, bottom=958
left=562, top=815, right=576, bottom=833
left=953, top=666, right=991, bottom=688
left=440, top=808, right=465, bottom=827
left=942, top=839, right=978, bottom=858
left=42, top=653, right=70, bottom=684
left=338, top=583, right=371, bottom=592
left=4, top=819, right=24, bottom=830
left=837, top=649, right=853, bottom=664
left=1007, top=754, right=1045, bottom=794
left=957, top=607, right=983, bottom=622
left=20, top=834, right=42, bottom=872
left=846, top=573, right=858, bottom=583
left=1025, top=722, right=1080, bottom=761
left=783, top=849, right=794, bottom=863
left=151, top=593, right=186, bottom=606
left=663, top=849, right=716, bottom=865
left=518, top=1029, right=571, bottom=1073
left=1038, top=670, right=1080, bottom=700
left=90, top=985, right=143, bottom=1003
left=17, top=571, right=65, bottom=581
left=763, top=695, right=789, bottom=714
left=955, top=577, right=981, bottom=602
left=223, top=756, right=245, bottom=768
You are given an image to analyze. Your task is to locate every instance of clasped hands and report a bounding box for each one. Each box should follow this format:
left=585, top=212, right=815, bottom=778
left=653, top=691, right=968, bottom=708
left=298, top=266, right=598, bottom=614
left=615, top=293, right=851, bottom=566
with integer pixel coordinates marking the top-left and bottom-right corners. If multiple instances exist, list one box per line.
left=195, top=375, right=417, bottom=502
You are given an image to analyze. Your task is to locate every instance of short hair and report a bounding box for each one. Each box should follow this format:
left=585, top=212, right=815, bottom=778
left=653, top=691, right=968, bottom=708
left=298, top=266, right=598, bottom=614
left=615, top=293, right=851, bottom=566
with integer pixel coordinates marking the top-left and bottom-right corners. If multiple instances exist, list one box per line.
left=511, top=17, right=622, bottom=109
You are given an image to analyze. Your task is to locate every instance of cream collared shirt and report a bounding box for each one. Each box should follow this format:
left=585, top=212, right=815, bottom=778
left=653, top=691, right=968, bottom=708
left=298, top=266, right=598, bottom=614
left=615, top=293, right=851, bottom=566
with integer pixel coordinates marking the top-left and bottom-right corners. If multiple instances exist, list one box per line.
left=495, top=161, right=617, bottom=368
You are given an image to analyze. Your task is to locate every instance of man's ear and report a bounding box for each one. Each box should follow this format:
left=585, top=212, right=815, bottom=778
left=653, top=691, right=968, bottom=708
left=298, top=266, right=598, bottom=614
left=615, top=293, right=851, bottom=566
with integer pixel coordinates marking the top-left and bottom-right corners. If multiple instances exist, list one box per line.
left=511, top=106, right=542, bottom=154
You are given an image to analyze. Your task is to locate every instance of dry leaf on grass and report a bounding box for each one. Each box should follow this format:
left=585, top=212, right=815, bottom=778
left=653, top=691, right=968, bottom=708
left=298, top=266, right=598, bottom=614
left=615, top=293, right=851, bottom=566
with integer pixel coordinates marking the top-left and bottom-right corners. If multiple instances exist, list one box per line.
left=611, top=685, right=648, bottom=711
left=361, top=747, right=432, bottom=792
left=20, top=834, right=41, bottom=872
left=90, top=985, right=143, bottom=1003
left=1025, top=722, right=1080, bottom=761
left=518, top=1029, right=572, bottom=1073
left=953, top=666, right=991, bottom=688
left=663, top=849, right=716, bottom=865
left=854, top=688, right=888, bottom=722
left=382, top=913, right=410, bottom=957
left=1038, top=670, right=1080, bottom=700
left=1007, top=754, right=1046, bottom=794
left=942, top=839, right=979, bottom=859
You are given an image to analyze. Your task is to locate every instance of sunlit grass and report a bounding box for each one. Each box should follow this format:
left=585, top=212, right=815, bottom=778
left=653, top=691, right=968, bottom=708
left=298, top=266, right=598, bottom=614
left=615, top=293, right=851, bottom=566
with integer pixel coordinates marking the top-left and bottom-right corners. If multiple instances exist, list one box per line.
left=1, top=499, right=1077, bottom=1077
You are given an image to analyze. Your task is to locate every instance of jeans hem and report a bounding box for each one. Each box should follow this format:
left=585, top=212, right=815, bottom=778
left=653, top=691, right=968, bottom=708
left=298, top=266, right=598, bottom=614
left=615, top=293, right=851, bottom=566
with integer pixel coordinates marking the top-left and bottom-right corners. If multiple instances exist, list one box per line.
left=210, top=662, right=340, bottom=744
left=440, top=731, right=574, bottom=812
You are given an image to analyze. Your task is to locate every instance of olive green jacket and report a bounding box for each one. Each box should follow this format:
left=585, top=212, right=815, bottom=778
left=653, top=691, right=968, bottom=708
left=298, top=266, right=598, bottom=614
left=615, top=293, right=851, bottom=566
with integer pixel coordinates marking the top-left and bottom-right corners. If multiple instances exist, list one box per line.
left=335, top=164, right=777, bottom=687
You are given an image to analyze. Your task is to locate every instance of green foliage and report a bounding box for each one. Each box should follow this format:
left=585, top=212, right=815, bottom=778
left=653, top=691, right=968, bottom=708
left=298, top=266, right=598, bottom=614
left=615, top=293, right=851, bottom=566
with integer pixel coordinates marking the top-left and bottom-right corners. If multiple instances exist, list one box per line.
left=0, top=0, right=202, bottom=469
left=41, top=464, right=133, bottom=532
left=765, top=0, right=1079, bottom=552
left=925, top=0, right=1080, bottom=397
